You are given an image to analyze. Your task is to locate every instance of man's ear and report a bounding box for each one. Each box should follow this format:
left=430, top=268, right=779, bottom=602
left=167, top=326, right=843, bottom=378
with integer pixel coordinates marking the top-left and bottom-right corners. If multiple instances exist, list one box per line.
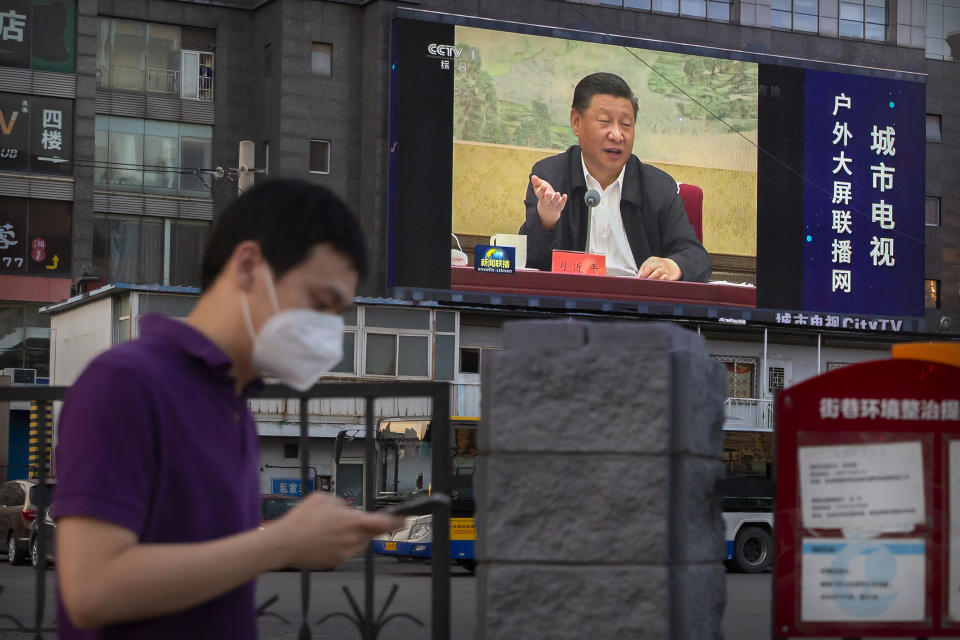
left=570, top=108, right=582, bottom=137
left=230, top=240, right=265, bottom=292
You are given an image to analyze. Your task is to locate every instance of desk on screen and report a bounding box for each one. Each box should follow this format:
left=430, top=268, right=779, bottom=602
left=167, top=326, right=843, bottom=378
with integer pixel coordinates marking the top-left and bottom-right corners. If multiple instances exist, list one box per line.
left=450, top=266, right=755, bottom=308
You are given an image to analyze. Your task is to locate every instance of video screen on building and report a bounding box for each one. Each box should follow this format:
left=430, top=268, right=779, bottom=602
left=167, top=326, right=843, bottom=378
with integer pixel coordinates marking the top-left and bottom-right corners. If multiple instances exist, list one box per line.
left=389, top=13, right=926, bottom=330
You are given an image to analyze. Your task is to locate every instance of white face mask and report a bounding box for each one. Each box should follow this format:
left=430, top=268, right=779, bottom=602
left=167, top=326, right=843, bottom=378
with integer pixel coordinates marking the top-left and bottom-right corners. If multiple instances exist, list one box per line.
left=241, top=268, right=345, bottom=392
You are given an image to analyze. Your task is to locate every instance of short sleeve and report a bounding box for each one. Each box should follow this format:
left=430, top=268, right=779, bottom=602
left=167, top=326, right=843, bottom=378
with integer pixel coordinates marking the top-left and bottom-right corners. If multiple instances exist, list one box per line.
left=54, top=353, right=158, bottom=535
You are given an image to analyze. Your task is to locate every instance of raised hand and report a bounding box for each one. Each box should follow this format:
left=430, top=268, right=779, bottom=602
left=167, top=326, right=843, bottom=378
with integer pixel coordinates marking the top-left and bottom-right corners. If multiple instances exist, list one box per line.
left=531, top=174, right=568, bottom=231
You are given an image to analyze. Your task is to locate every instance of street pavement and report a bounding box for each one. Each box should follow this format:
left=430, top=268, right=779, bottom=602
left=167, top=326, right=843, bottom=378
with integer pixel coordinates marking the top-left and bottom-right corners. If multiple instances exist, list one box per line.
left=0, top=561, right=945, bottom=639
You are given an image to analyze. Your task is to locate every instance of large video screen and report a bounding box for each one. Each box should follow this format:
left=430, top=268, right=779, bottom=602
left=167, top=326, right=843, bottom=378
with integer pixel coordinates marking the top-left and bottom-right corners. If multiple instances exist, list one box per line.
left=389, top=14, right=926, bottom=331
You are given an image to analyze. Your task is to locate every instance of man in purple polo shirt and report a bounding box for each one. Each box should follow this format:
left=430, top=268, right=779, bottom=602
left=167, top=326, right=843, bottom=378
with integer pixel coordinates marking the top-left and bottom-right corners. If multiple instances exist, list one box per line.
left=54, top=179, right=402, bottom=639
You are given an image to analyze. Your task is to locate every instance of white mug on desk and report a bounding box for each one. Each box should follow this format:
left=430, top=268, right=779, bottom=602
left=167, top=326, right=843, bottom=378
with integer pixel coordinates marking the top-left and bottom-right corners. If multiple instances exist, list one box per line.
left=490, top=234, right=527, bottom=270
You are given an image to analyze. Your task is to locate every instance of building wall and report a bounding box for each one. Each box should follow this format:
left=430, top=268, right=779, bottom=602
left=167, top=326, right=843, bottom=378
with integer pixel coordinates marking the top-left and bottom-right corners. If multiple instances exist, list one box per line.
left=924, top=57, right=960, bottom=332
left=40, top=0, right=960, bottom=328
left=49, top=295, right=112, bottom=387
left=258, top=436, right=367, bottom=497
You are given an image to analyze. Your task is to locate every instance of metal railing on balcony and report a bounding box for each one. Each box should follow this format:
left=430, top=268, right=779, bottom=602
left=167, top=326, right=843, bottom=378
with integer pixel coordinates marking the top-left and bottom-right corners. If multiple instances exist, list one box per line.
left=723, top=397, right=776, bottom=430
left=0, top=381, right=452, bottom=639
left=96, top=65, right=179, bottom=95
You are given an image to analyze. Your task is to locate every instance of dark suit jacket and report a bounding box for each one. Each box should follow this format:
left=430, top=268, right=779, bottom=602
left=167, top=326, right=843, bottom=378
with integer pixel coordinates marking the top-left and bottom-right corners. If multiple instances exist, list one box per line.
left=519, top=146, right=712, bottom=283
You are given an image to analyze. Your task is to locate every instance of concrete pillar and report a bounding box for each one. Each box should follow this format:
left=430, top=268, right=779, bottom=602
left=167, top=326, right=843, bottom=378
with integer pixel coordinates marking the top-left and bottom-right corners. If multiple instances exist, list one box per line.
left=475, top=320, right=728, bottom=640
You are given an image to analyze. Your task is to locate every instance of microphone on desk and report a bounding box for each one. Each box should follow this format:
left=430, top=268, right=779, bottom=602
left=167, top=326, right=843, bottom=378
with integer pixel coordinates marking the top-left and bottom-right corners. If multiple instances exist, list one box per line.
left=584, top=189, right=601, bottom=252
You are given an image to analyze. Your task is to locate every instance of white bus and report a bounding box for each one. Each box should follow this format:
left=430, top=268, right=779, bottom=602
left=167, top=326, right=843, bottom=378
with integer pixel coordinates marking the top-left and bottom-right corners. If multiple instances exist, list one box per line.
left=721, top=427, right=774, bottom=573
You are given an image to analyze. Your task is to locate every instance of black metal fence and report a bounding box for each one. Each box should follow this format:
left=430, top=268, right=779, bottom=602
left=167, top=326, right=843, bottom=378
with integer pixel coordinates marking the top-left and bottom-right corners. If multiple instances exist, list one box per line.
left=0, top=381, right=451, bottom=640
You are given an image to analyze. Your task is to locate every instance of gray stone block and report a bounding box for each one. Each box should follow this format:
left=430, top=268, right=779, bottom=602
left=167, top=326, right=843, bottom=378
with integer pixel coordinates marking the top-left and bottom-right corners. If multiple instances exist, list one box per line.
left=586, top=320, right=706, bottom=354
left=670, top=350, right=727, bottom=457
left=502, top=319, right=587, bottom=352
left=481, top=347, right=671, bottom=454
left=671, top=563, right=727, bottom=640
left=671, top=456, right=727, bottom=565
left=479, top=565, right=668, bottom=640
left=475, top=454, right=669, bottom=564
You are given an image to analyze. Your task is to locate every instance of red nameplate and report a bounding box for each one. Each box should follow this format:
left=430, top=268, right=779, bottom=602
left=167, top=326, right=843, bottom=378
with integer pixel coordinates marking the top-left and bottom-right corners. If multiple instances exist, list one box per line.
left=551, top=250, right=606, bottom=276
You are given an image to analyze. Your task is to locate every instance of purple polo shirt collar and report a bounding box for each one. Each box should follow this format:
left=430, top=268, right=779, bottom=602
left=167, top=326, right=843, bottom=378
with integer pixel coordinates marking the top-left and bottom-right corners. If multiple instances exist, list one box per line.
left=139, top=314, right=263, bottom=396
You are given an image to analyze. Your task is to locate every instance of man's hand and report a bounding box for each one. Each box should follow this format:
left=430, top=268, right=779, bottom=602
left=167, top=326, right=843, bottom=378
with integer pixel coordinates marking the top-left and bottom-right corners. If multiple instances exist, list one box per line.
left=638, top=257, right=682, bottom=281
left=531, top=175, right=568, bottom=231
left=271, top=493, right=403, bottom=570
left=57, top=495, right=403, bottom=629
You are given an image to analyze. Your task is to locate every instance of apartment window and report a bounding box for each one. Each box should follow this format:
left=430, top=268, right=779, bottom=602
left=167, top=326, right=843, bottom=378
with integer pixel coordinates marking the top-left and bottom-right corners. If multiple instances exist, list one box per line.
left=330, top=307, right=358, bottom=374
left=96, top=18, right=214, bottom=101
left=458, top=346, right=503, bottom=374
left=926, top=0, right=959, bottom=60
left=309, top=139, right=330, bottom=174
left=311, top=42, right=332, bottom=76
left=632, top=0, right=731, bottom=18
left=651, top=0, right=679, bottom=11
left=680, top=0, right=708, bottom=17
left=181, top=51, right=214, bottom=101
left=714, top=356, right=757, bottom=398
left=926, top=279, right=941, bottom=309
left=927, top=114, right=943, bottom=143
left=838, top=0, right=887, bottom=39
left=926, top=197, right=941, bottom=226
left=771, top=0, right=819, bottom=32
left=283, top=444, right=299, bottom=459
left=95, top=116, right=213, bottom=197
left=460, top=348, right=481, bottom=374
left=707, top=0, right=732, bottom=20
left=434, top=311, right=456, bottom=381
left=363, top=308, right=431, bottom=378
left=168, top=220, right=210, bottom=286
left=113, top=295, right=131, bottom=343
left=93, top=214, right=210, bottom=286
left=768, top=367, right=786, bottom=393
left=0, top=304, right=50, bottom=377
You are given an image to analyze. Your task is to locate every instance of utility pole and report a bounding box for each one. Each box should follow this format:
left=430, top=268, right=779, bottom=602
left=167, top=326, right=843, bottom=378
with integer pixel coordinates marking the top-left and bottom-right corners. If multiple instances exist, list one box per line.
left=238, top=140, right=255, bottom=195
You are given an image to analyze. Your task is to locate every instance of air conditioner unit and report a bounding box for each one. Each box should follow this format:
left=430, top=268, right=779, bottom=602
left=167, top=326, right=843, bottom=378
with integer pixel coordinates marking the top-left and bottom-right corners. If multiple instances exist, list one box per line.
left=2, top=368, right=36, bottom=385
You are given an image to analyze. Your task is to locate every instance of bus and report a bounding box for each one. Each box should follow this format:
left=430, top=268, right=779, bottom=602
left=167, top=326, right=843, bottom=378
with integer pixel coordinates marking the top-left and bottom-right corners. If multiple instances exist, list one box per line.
left=720, top=427, right=775, bottom=573
left=372, top=416, right=478, bottom=572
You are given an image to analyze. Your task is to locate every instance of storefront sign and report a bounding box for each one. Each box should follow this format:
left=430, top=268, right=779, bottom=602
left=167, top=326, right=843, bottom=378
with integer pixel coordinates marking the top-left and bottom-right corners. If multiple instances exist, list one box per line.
left=0, top=197, right=71, bottom=276
left=801, top=538, right=925, bottom=622
left=0, top=92, right=72, bottom=175
left=0, top=0, right=75, bottom=72
left=271, top=477, right=313, bottom=497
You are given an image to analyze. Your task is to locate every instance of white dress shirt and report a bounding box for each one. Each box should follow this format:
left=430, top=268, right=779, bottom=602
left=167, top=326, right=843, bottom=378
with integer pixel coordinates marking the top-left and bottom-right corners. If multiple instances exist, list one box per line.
left=582, top=158, right=638, bottom=277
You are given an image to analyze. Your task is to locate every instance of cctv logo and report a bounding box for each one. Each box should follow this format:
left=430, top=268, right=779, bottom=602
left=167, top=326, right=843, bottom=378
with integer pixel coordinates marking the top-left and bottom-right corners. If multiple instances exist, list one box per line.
left=427, top=43, right=462, bottom=58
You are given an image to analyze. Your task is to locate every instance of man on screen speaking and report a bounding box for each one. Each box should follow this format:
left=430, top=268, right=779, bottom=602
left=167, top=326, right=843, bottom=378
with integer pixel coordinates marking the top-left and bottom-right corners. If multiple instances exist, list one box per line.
left=520, top=72, right=711, bottom=282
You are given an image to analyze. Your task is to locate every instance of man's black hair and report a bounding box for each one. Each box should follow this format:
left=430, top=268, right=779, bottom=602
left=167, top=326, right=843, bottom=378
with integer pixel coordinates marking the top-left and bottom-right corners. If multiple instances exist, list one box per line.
left=200, top=178, right=368, bottom=291
left=572, top=72, right=639, bottom=118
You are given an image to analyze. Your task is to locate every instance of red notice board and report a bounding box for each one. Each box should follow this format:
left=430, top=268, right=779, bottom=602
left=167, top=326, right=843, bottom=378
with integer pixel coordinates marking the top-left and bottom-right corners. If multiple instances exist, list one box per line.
left=774, top=359, right=960, bottom=638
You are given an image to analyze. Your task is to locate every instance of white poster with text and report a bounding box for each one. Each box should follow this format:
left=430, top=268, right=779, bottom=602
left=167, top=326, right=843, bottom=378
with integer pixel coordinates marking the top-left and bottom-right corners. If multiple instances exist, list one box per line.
left=799, top=441, right=925, bottom=532
left=801, top=538, right=925, bottom=622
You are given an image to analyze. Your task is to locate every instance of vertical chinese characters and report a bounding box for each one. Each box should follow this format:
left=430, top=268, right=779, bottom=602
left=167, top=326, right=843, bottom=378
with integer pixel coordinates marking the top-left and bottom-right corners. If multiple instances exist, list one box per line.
left=831, top=93, right=853, bottom=295
left=869, top=124, right=896, bottom=269
left=0, top=10, right=26, bottom=42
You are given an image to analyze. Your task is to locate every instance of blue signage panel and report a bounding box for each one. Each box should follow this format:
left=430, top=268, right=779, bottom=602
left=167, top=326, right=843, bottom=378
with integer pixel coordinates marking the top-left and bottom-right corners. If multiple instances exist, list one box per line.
left=271, top=477, right=314, bottom=497
left=801, top=70, right=925, bottom=317
left=474, top=244, right=515, bottom=274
